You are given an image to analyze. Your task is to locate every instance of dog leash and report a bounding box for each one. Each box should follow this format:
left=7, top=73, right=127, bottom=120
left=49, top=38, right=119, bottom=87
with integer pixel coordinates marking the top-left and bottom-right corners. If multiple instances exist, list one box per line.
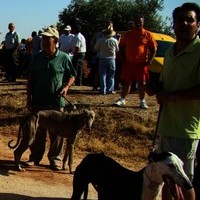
left=150, top=104, right=163, bottom=152
left=61, top=94, right=77, bottom=110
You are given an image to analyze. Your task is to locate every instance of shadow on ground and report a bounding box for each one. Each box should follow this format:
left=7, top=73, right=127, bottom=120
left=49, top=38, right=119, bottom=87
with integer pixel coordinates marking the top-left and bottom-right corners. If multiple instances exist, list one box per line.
left=0, top=194, right=68, bottom=200
left=0, top=193, right=96, bottom=200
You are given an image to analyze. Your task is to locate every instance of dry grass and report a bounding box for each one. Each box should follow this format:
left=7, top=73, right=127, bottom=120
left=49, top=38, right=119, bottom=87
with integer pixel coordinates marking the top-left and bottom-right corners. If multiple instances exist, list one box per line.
left=0, top=79, right=160, bottom=171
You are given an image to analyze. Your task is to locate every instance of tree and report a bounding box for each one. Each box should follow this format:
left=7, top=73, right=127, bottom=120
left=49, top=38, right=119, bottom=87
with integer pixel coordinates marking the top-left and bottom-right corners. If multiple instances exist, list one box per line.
left=58, top=0, right=172, bottom=36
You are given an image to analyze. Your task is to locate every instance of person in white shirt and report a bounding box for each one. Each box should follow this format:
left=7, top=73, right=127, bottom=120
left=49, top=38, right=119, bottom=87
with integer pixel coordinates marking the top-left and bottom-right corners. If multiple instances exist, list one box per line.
left=94, top=25, right=119, bottom=95
left=59, top=25, right=74, bottom=58
left=72, top=24, right=86, bottom=86
left=4, top=22, right=20, bottom=82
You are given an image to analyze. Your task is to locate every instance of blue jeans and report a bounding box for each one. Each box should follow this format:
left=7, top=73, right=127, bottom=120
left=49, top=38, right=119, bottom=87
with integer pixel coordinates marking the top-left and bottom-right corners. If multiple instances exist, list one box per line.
left=99, top=58, right=115, bottom=94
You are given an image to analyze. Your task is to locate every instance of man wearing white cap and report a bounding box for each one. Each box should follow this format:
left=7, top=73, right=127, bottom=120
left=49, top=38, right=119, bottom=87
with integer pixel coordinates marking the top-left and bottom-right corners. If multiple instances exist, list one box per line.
left=26, top=26, right=77, bottom=170
left=59, top=25, right=75, bottom=57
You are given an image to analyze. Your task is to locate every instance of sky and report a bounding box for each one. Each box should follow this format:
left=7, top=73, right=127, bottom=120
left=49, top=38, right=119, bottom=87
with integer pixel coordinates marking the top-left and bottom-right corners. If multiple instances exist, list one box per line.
left=0, top=0, right=199, bottom=42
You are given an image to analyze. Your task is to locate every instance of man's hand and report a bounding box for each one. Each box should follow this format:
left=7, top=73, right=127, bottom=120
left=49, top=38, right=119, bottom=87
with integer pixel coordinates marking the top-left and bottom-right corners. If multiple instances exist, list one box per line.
left=60, top=85, right=69, bottom=96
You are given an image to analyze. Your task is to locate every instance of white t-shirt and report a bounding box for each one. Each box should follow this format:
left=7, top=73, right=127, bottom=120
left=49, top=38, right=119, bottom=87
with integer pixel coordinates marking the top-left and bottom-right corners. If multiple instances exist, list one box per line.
left=73, top=32, right=86, bottom=53
left=59, top=33, right=75, bottom=53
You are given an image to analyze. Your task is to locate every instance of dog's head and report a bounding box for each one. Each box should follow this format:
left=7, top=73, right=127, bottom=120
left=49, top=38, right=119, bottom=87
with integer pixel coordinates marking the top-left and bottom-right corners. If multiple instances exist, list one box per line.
left=147, top=152, right=193, bottom=190
left=83, top=110, right=95, bottom=130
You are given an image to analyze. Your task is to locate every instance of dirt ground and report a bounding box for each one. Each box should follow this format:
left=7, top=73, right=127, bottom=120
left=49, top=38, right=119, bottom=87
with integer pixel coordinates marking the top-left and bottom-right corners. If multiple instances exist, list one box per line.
left=0, top=78, right=159, bottom=200
left=0, top=140, right=97, bottom=200
left=0, top=79, right=100, bottom=200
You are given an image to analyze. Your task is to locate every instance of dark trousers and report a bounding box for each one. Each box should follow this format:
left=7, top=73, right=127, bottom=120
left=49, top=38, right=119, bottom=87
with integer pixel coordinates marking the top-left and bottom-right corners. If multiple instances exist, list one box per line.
left=29, top=127, right=64, bottom=165
left=29, top=108, right=64, bottom=166
left=72, top=52, right=85, bottom=86
left=4, top=49, right=17, bottom=82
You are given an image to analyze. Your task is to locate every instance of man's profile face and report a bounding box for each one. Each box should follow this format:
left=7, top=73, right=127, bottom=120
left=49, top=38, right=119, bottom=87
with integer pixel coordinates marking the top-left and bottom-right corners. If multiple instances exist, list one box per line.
left=173, top=10, right=200, bottom=41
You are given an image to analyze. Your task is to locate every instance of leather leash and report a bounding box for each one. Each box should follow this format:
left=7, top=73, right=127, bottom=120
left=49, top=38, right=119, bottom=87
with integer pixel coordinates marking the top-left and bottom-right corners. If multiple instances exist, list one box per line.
left=61, top=94, right=77, bottom=110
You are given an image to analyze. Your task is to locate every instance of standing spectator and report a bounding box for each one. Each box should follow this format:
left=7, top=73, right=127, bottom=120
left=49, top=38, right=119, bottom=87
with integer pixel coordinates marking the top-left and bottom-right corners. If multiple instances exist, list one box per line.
left=113, top=15, right=157, bottom=109
left=23, top=31, right=35, bottom=77
left=72, top=24, right=86, bottom=86
left=88, top=22, right=114, bottom=91
left=87, top=32, right=101, bottom=91
left=17, top=38, right=26, bottom=78
left=4, top=22, right=20, bottom=82
left=26, top=26, right=76, bottom=170
left=94, top=25, right=119, bottom=95
left=32, top=30, right=42, bottom=57
left=146, top=2, right=200, bottom=199
left=59, top=25, right=74, bottom=58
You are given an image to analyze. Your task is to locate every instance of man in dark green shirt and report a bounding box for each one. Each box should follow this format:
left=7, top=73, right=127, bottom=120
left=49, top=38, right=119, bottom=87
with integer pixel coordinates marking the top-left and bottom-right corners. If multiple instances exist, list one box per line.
left=27, top=26, right=76, bottom=170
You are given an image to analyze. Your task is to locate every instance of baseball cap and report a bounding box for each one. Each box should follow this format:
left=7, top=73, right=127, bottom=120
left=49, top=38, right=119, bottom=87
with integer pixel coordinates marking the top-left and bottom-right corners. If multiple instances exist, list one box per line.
left=64, top=25, right=71, bottom=31
left=41, top=27, right=59, bottom=39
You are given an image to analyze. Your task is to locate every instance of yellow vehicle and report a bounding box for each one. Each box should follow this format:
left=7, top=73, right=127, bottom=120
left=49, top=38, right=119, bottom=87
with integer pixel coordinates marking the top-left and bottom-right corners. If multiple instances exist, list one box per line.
left=149, top=32, right=176, bottom=73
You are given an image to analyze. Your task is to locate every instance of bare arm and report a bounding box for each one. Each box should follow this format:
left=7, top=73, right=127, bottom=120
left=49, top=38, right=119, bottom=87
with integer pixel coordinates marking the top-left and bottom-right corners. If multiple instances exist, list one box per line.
left=146, top=46, right=157, bottom=66
left=182, top=188, right=196, bottom=200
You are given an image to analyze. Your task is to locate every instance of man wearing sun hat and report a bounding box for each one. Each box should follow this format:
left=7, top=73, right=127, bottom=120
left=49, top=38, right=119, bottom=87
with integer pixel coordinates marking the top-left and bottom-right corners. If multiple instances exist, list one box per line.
left=94, top=24, right=119, bottom=95
left=26, top=26, right=77, bottom=170
left=59, top=25, right=75, bottom=57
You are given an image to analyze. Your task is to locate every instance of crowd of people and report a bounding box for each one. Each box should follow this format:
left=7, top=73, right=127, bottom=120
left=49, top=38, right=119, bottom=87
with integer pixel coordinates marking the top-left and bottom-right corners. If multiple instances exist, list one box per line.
left=0, top=2, right=199, bottom=199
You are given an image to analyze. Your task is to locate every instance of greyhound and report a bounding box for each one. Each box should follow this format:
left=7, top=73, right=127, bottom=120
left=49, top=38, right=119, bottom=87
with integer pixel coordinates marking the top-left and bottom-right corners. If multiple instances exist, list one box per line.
left=8, top=109, right=95, bottom=173
left=70, top=152, right=193, bottom=200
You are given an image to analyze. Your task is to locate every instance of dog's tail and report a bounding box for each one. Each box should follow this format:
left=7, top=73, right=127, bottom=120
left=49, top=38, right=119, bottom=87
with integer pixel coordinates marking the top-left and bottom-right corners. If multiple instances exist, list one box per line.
left=8, top=120, right=23, bottom=149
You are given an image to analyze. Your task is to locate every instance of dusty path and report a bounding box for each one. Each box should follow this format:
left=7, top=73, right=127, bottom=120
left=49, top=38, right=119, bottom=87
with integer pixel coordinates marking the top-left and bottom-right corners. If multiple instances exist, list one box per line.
left=0, top=139, right=97, bottom=200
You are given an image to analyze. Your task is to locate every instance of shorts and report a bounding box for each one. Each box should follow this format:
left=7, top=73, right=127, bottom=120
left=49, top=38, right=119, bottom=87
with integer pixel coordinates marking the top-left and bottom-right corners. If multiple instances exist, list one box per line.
left=158, top=135, right=199, bottom=181
left=120, top=62, right=149, bottom=82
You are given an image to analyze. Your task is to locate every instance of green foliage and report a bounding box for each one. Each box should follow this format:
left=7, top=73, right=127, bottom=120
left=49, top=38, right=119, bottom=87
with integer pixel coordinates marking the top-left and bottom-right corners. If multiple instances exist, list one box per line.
left=58, top=0, right=173, bottom=39
left=57, top=0, right=173, bottom=60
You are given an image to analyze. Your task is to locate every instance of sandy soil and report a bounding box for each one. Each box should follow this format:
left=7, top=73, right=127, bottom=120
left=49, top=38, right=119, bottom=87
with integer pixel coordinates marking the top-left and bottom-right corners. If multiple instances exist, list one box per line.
left=0, top=138, right=98, bottom=200
left=0, top=79, right=98, bottom=200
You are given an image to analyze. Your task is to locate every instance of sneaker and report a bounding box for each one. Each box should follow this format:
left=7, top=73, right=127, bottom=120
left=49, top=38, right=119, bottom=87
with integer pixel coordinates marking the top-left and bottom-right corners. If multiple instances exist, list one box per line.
left=92, top=87, right=99, bottom=91
left=25, top=160, right=40, bottom=166
left=113, top=98, right=126, bottom=106
left=50, top=164, right=61, bottom=171
left=107, top=91, right=116, bottom=94
left=140, top=101, right=148, bottom=109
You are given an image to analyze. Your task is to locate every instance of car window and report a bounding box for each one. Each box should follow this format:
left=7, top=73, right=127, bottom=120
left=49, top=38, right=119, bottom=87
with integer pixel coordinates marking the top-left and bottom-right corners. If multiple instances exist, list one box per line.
left=156, top=41, right=174, bottom=57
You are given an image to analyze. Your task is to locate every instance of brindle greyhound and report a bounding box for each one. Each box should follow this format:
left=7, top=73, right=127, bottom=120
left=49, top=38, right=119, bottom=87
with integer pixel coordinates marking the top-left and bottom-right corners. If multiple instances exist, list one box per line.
left=8, top=109, right=95, bottom=173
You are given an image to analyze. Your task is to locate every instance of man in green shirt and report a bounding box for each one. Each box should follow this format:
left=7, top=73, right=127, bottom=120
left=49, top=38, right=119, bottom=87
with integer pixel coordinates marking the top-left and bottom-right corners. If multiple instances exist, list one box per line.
left=146, top=2, right=200, bottom=199
left=27, top=26, right=76, bottom=170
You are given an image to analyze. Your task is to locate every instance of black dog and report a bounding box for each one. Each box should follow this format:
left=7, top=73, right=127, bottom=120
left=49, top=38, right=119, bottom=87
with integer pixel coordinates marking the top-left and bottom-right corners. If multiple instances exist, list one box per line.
left=70, top=152, right=193, bottom=200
